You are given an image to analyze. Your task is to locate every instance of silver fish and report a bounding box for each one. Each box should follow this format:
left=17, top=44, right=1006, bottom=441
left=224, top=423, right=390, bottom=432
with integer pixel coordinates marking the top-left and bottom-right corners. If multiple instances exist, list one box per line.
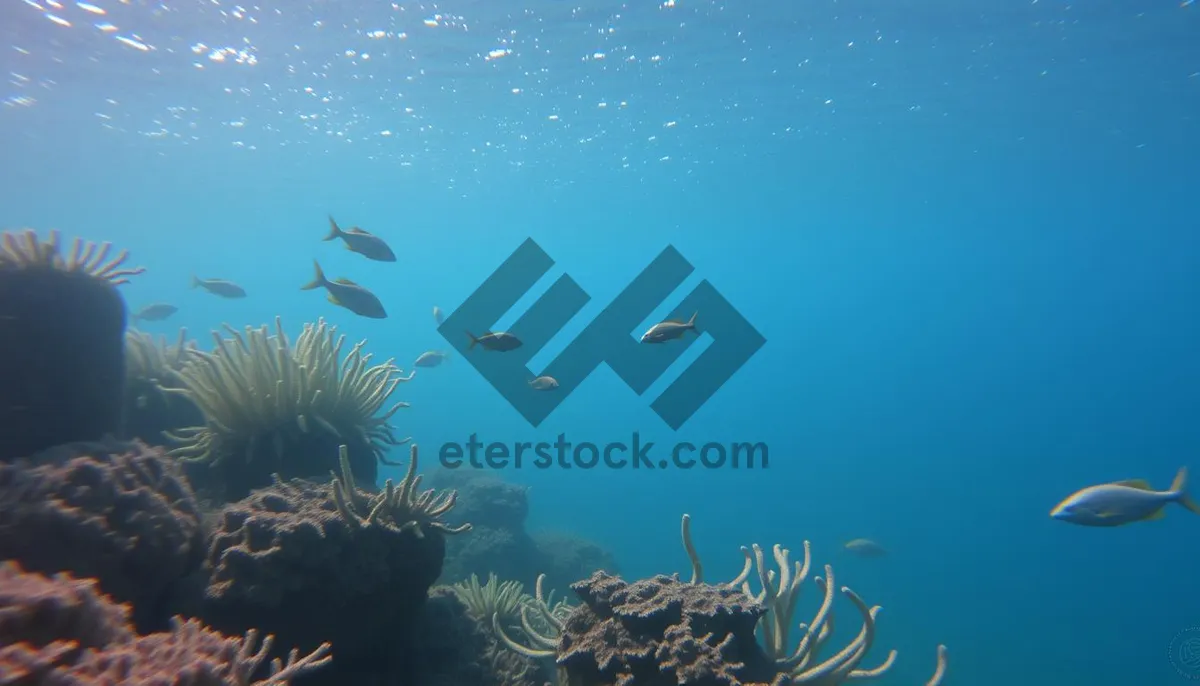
left=131, top=302, right=178, bottom=322
left=529, top=375, right=559, bottom=391
left=300, top=260, right=387, bottom=319
left=433, top=305, right=445, bottom=325
left=414, top=351, right=449, bottom=368
left=324, top=216, right=396, bottom=262
left=1050, top=467, right=1200, bottom=527
left=640, top=312, right=698, bottom=343
left=467, top=330, right=522, bottom=352
left=191, top=275, right=247, bottom=298
left=843, top=539, right=888, bottom=557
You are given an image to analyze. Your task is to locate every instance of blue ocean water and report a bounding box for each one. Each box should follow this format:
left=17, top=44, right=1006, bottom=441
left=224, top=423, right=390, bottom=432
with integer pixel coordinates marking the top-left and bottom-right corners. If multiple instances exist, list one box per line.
left=2, top=0, right=1198, bottom=683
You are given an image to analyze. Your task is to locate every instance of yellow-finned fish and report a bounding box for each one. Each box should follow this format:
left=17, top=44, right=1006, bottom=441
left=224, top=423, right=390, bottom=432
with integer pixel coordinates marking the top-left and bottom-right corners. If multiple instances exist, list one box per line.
left=324, top=216, right=396, bottom=262
left=1050, top=467, right=1200, bottom=527
left=300, top=260, right=387, bottom=319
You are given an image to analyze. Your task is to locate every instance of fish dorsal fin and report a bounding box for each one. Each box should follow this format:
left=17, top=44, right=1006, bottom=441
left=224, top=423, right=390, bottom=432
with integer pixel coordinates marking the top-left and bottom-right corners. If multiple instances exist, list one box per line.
left=333, top=278, right=359, bottom=286
left=1113, top=479, right=1153, bottom=490
left=347, top=227, right=372, bottom=235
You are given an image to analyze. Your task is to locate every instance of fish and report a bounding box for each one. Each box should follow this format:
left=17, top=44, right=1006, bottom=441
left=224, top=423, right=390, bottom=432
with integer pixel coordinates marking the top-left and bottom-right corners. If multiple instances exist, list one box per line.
left=300, top=260, right=388, bottom=319
left=467, top=330, right=523, bottom=352
left=191, top=275, right=247, bottom=298
left=843, top=539, right=888, bottom=557
left=433, top=305, right=445, bottom=325
left=529, top=375, right=559, bottom=391
left=1050, top=467, right=1200, bottom=527
left=323, top=216, right=396, bottom=262
left=131, top=302, right=178, bottom=322
left=640, top=312, right=698, bottom=344
left=414, top=350, right=449, bottom=368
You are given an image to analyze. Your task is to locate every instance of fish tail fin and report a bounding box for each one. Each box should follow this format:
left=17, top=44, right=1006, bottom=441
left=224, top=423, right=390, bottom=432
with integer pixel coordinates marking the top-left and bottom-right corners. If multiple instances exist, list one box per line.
left=300, top=260, right=327, bottom=291
left=190, top=274, right=200, bottom=289
left=466, top=331, right=479, bottom=350
left=323, top=216, right=342, bottom=241
left=687, top=311, right=699, bottom=333
left=1171, top=467, right=1200, bottom=514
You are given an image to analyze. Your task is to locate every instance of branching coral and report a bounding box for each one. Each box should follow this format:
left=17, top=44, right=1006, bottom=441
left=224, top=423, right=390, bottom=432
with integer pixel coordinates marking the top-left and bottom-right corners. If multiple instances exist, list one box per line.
left=331, top=443, right=472, bottom=538
left=61, top=617, right=332, bottom=685
left=0, top=229, right=145, bottom=284
left=680, top=514, right=948, bottom=686
left=161, top=316, right=412, bottom=470
left=0, top=561, right=331, bottom=685
left=493, top=516, right=948, bottom=686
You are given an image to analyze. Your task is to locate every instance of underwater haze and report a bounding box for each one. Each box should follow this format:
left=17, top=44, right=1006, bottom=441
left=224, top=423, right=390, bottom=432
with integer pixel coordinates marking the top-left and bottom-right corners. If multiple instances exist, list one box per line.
left=2, top=0, right=1199, bottom=684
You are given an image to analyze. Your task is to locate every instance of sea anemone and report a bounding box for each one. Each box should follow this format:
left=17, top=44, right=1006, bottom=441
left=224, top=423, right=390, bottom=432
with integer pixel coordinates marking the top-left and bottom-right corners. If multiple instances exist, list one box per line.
left=161, top=317, right=412, bottom=500
left=0, top=229, right=145, bottom=285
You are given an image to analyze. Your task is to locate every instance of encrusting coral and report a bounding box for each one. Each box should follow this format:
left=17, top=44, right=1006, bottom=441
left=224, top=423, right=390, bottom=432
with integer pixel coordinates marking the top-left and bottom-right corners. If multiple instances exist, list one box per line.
left=0, top=561, right=331, bottom=685
left=0, top=560, right=135, bottom=677
left=159, top=316, right=413, bottom=501
left=200, top=443, right=470, bottom=683
left=494, top=514, right=949, bottom=686
left=0, top=439, right=205, bottom=633
left=0, top=228, right=144, bottom=461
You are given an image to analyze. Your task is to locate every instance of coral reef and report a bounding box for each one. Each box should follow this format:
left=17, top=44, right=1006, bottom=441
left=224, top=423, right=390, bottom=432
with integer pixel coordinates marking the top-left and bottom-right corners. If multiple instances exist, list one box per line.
left=0, top=229, right=144, bottom=462
left=200, top=443, right=470, bottom=683
left=0, top=439, right=205, bottom=633
left=558, top=571, right=781, bottom=686
left=0, top=561, right=331, bottom=685
left=122, top=328, right=204, bottom=448
left=0, top=560, right=135, bottom=678
left=495, top=514, right=949, bottom=686
left=160, top=317, right=413, bottom=502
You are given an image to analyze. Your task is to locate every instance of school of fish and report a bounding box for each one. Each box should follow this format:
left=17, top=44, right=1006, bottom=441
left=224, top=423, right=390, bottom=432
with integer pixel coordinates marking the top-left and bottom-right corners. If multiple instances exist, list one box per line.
left=132, top=216, right=1200, bottom=557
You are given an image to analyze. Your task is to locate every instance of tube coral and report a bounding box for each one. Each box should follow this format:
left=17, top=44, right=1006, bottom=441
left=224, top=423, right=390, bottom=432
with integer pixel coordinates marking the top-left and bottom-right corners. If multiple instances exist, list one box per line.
left=680, top=514, right=948, bottom=686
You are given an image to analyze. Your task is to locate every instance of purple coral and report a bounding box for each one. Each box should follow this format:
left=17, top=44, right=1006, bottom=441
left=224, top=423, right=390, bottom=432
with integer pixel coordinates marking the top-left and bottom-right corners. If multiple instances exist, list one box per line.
left=0, top=440, right=205, bottom=631
left=52, top=617, right=331, bottom=686
left=0, top=561, right=331, bottom=686
left=0, top=561, right=134, bottom=682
